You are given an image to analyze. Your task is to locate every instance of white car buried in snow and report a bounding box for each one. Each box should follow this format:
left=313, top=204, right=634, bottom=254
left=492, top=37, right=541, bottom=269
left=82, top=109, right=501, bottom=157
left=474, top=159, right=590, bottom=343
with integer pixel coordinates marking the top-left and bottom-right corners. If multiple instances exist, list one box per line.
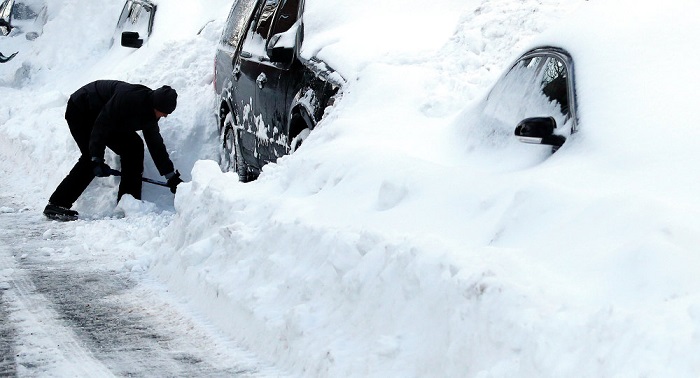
left=443, top=3, right=700, bottom=372
left=461, top=0, right=700, bottom=184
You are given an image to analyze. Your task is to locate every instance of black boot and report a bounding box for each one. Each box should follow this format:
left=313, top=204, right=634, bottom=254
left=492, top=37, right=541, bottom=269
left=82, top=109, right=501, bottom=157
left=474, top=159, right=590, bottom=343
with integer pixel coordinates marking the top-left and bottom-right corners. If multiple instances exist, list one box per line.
left=43, top=203, right=79, bottom=221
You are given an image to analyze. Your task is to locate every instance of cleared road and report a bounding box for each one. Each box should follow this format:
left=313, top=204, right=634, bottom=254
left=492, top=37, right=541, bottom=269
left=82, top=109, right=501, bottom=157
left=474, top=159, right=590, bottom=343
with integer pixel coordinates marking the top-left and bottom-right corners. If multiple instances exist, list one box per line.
left=0, top=194, right=284, bottom=377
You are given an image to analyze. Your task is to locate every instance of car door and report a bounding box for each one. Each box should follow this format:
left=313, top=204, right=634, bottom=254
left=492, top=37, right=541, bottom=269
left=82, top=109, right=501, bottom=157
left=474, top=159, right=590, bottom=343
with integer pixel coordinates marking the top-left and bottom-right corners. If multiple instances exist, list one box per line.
left=215, top=0, right=257, bottom=98
left=235, top=0, right=280, bottom=169
left=253, top=0, right=304, bottom=163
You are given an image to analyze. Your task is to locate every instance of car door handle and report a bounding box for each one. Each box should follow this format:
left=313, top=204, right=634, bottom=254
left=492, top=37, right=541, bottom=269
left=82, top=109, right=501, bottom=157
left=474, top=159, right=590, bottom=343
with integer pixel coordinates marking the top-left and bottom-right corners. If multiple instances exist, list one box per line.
left=256, top=73, right=267, bottom=89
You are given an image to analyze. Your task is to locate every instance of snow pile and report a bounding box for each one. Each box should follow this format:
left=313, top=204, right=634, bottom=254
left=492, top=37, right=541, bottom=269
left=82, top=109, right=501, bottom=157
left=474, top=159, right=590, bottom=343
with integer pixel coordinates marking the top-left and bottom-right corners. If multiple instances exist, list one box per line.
left=4, top=0, right=700, bottom=376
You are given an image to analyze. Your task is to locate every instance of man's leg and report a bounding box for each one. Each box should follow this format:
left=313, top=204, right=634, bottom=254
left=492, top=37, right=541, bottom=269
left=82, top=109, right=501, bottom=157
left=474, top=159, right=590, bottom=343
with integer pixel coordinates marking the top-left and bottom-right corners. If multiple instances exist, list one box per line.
left=107, top=132, right=144, bottom=201
left=47, top=156, right=94, bottom=208
left=47, top=101, right=95, bottom=209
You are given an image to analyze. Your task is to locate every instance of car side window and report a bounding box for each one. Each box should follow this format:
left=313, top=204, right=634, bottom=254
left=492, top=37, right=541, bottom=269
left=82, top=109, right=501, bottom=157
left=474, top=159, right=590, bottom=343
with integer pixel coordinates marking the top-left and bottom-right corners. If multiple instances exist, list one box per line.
left=0, top=0, right=12, bottom=35
left=114, top=0, right=156, bottom=41
left=126, top=2, right=139, bottom=21
left=221, top=0, right=257, bottom=49
left=243, top=0, right=299, bottom=58
left=540, top=56, right=570, bottom=117
left=483, top=52, right=573, bottom=136
left=254, top=0, right=279, bottom=39
left=263, top=0, right=300, bottom=65
left=125, top=2, right=150, bottom=34
left=0, top=0, right=10, bottom=17
left=242, top=0, right=278, bottom=56
left=484, top=57, right=544, bottom=127
left=269, top=0, right=299, bottom=37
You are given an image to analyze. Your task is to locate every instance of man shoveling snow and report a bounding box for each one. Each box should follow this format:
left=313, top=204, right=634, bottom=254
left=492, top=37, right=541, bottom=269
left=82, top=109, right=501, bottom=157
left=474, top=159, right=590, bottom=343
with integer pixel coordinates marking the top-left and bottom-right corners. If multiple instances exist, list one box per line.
left=44, top=80, right=184, bottom=221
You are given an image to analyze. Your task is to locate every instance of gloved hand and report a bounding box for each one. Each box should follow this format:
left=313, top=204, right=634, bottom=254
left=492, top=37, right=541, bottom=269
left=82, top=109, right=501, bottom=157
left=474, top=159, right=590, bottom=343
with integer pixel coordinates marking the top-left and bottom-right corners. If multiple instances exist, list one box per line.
left=165, top=170, right=183, bottom=194
left=91, top=158, right=111, bottom=177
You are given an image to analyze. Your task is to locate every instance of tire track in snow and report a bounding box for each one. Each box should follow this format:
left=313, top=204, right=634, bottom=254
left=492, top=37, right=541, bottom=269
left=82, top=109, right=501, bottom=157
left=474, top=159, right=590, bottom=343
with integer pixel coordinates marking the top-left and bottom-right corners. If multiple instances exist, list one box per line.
left=0, top=281, right=17, bottom=377
left=0, top=195, right=284, bottom=377
left=25, top=266, right=262, bottom=377
left=0, top=196, right=114, bottom=376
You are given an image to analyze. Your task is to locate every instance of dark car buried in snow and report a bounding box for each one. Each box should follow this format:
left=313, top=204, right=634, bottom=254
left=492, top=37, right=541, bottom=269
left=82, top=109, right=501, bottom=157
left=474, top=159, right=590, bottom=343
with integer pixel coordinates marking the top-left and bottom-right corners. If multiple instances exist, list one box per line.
left=0, top=0, right=47, bottom=40
left=214, top=0, right=343, bottom=182
left=112, top=0, right=157, bottom=49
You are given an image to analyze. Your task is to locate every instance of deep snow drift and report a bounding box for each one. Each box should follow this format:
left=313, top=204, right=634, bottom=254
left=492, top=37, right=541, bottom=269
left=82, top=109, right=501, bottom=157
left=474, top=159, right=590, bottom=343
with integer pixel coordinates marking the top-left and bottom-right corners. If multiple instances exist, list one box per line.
left=2, top=0, right=700, bottom=376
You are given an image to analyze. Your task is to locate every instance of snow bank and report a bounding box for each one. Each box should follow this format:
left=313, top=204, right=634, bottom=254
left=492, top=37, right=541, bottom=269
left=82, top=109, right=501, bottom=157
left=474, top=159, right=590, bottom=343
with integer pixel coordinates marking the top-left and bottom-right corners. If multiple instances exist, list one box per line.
left=150, top=1, right=700, bottom=375
left=5, top=0, right=700, bottom=376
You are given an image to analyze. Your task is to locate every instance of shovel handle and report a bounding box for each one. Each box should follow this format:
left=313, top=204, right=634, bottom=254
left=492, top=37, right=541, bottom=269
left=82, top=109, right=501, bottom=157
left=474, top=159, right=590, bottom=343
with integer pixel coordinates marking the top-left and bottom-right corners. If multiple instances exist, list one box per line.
left=107, top=168, right=169, bottom=187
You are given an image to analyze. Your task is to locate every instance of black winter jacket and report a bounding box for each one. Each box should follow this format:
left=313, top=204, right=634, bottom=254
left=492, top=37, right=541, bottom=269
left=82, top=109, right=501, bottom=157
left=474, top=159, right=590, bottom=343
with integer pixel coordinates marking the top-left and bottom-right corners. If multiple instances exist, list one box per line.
left=68, top=80, right=175, bottom=176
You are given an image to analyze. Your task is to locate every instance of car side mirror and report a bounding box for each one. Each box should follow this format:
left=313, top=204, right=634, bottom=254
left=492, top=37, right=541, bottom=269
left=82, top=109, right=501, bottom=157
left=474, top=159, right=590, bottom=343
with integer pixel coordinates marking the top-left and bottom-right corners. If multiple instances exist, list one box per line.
left=514, top=116, right=566, bottom=147
left=266, top=31, right=295, bottom=63
left=121, top=31, right=143, bottom=48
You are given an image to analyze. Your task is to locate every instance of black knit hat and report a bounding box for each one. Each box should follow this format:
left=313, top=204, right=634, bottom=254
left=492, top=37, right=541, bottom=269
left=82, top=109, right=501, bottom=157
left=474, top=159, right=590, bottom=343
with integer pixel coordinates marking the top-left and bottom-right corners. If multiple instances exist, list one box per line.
left=153, top=85, right=178, bottom=114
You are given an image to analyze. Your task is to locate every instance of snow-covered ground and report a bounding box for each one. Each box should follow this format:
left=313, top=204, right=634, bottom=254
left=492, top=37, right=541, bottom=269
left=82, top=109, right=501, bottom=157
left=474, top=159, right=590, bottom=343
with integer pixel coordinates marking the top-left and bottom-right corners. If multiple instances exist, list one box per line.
left=3, top=0, right=700, bottom=376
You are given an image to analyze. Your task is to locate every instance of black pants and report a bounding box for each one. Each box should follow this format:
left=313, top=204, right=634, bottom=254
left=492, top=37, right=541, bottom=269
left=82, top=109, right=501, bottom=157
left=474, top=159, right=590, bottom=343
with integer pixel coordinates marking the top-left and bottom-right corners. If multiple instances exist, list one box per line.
left=48, top=101, right=144, bottom=208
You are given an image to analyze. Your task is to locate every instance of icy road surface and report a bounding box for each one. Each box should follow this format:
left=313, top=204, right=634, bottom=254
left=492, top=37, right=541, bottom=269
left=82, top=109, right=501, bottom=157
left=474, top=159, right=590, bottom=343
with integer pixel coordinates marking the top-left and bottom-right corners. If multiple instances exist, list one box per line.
left=0, top=195, right=284, bottom=377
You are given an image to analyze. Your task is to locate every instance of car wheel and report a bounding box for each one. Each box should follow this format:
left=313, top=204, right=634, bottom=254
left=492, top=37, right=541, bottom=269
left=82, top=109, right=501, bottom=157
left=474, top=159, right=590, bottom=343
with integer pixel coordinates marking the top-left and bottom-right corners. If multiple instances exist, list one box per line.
left=220, top=116, right=250, bottom=182
left=288, top=111, right=312, bottom=154
left=290, top=127, right=310, bottom=153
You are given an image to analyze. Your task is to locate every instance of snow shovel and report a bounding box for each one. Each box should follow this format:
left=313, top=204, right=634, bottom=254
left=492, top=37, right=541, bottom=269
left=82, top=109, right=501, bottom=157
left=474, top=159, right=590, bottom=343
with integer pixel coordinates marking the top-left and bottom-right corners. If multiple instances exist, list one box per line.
left=107, top=168, right=169, bottom=188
